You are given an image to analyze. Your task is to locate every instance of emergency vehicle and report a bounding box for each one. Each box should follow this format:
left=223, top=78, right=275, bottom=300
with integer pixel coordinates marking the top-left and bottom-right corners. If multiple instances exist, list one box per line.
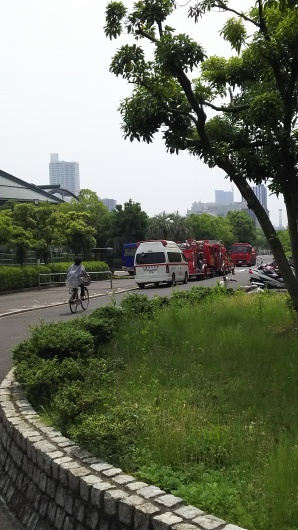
left=134, top=240, right=188, bottom=288
left=230, top=243, right=256, bottom=266
left=197, top=240, right=232, bottom=276
left=179, top=239, right=231, bottom=279
left=178, top=240, right=210, bottom=280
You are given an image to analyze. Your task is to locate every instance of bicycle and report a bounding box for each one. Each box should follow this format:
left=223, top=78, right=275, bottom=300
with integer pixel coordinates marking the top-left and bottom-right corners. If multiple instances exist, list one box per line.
left=67, top=276, right=90, bottom=313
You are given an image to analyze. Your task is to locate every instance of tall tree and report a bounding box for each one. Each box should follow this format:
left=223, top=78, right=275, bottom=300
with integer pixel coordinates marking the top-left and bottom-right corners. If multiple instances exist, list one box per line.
left=227, top=211, right=256, bottom=244
left=109, top=199, right=148, bottom=253
left=59, top=189, right=112, bottom=247
left=105, top=0, right=298, bottom=309
left=186, top=213, right=234, bottom=246
left=147, top=211, right=191, bottom=241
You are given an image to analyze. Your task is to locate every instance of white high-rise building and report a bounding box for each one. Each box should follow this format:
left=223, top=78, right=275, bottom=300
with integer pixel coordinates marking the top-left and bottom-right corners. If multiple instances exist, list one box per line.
left=49, top=153, right=80, bottom=197
left=251, top=184, right=268, bottom=209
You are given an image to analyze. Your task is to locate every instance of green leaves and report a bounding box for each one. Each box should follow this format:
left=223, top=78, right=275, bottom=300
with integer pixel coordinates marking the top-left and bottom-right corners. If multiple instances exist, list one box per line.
left=110, top=44, right=146, bottom=81
left=156, top=33, right=206, bottom=74
left=104, top=1, right=127, bottom=39
left=219, top=17, right=247, bottom=54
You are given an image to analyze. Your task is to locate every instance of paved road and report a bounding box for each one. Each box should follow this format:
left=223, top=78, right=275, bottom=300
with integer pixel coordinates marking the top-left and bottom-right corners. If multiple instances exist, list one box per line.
left=0, top=264, right=263, bottom=529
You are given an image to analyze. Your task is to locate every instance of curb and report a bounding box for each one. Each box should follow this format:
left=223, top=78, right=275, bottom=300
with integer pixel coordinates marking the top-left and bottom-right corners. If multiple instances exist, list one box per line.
left=0, top=287, right=137, bottom=319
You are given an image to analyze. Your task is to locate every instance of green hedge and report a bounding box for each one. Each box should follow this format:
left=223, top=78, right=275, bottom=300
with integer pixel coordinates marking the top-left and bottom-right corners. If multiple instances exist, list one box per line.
left=1, top=265, right=51, bottom=292
left=0, top=261, right=110, bottom=292
left=48, top=261, right=109, bottom=273
left=48, top=261, right=110, bottom=281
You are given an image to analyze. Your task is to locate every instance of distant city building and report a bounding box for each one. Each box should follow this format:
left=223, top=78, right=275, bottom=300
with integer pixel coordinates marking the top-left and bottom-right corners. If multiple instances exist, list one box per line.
left=99, top=197, right=117, bottom=211
left=215, top=189, right=234, bottom=205
left=251, top=184, right=267, bottom=209
left=246, top=184, right=270, bottom=227
left=49, top=153, right=80, bottom=197
left=186, top=200, right=246, bottom=217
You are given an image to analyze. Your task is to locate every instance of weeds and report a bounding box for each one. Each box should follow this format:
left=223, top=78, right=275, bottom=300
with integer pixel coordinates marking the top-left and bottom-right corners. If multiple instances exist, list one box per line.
left=13, top=288, right=298, bottom=530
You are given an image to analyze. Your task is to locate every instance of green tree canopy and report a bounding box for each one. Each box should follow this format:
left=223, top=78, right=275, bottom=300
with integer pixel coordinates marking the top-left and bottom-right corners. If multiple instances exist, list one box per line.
left=147, top=211, right=191, bottom=241
left=226, top=210, right=256, bottom=245
left=59, top=189, right=112, bottom=247
left=186, top=213, right=234, bottom=246
left=109, top=199, right=148, bottom=253
left=105, top=0, right=298, bottom=309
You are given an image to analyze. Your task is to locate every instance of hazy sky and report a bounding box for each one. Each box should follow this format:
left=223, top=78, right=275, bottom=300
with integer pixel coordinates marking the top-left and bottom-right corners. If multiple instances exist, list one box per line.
left=0, top=0, right=286, bottom=227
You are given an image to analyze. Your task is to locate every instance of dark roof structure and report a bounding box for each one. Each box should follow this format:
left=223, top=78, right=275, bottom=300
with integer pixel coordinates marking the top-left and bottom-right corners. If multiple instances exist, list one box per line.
left=0, top=169, right=64, bottom=205
left=38, top=185, right=79, bottom=202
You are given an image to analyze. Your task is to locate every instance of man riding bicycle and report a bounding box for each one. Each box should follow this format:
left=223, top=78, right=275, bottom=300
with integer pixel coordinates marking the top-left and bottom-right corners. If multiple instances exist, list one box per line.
left=66, top=257, right=88, bottom=299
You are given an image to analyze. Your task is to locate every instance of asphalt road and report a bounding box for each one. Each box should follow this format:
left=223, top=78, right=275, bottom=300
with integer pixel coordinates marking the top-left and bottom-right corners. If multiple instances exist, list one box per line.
left=0, top=261, right=268, bottom=529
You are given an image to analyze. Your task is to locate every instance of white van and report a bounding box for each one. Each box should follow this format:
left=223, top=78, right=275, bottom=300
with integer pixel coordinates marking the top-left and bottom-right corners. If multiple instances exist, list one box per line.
left=134, top=240, right=189, bottom=288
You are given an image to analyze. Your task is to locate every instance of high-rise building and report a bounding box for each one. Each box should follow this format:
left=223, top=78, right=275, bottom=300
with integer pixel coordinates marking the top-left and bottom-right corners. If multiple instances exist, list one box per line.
left=215, top=189, right=234, bottom=205
left=99, top=197, right=117, bottom=211
left=251, top=184, right=267, bottom=209
left=49, top=153, right=80, bottom=197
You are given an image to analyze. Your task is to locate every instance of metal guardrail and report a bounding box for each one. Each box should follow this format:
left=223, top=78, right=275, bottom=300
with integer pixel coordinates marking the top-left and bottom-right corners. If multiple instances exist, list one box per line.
left=38, top=271, right=113, bottom=291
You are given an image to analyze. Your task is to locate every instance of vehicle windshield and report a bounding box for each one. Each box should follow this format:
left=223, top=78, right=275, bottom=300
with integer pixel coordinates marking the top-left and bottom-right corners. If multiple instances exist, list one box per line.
left=124, top=248, right=136, bottom=257
left=231, top=245, right=251, bottom=253
left=136, top=252, right=166, bottom=265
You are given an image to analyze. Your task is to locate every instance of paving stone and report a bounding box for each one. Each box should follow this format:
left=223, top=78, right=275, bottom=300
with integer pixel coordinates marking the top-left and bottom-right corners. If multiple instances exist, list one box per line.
left=137, top=485, right=166, bottom=499
left=192, top=515, right=226, bottom=530
left=103, top=488, right=129, bottom=516
left=80, top=474, right=103, bottom=502
left=153, top=512, right=183, bottom=530
left=90, top=481, right=116, bottom=508
left=174, top=506, right=205, bottom=519
left=135, top=501, right=161, bottom=530
left=119, top=494, right=145, bottom=526
left=90, top=462, right=113, bottom=472
left=173, top=525, right=203, bottom=530
left=155, top=494, right=183, bottom=508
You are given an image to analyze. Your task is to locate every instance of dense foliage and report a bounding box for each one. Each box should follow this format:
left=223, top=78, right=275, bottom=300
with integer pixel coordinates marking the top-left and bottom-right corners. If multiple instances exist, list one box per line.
left=104, top=0, right=298, bottom=309
left=13, top=288, right=298, bottom=530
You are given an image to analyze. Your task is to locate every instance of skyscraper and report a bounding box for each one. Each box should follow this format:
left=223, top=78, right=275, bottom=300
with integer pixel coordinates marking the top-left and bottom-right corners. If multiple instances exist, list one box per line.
left=49, top=153, right=80, bottom=197
left=251, top=184, right=267, bottom=209
left=215, top=189, right=234, bottom=205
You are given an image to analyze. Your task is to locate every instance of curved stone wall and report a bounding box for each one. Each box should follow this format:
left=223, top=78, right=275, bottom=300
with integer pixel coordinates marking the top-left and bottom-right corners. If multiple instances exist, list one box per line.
left=0, top=370, right=246, bottom=530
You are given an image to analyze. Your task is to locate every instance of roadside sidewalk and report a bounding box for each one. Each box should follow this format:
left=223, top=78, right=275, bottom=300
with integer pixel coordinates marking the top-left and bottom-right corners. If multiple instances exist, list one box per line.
left=0, top=276, right=136, bottom=318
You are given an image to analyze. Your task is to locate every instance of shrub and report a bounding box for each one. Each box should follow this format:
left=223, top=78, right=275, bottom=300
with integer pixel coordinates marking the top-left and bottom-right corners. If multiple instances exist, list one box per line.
left=68, top=402, right=145, bottom=465
left=79, top=316, right=114, bottom=346
left=22, top=321, right=95, bottom=360
left=89, top=305, right=124, bottom=325
left=1, top=265, right=51, bottom=291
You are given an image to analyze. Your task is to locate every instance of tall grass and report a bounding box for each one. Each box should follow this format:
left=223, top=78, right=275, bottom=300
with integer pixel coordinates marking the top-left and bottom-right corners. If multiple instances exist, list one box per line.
left=102, top=292, right=298, bottom=530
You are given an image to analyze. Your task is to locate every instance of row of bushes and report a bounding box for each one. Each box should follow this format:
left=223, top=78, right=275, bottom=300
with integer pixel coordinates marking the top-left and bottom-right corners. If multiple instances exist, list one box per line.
left=1, top=261, right=110, bottom=292
left=13, top=286, right=229, bottom=415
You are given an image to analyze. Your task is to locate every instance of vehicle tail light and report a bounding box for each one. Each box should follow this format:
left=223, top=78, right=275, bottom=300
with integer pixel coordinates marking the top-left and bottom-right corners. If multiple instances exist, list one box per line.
left=166, top=264, right=169, bottom=273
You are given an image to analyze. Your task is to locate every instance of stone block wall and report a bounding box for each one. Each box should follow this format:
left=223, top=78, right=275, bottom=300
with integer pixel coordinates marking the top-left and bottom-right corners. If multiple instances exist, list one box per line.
left=0, top=370, right=246, bottom=530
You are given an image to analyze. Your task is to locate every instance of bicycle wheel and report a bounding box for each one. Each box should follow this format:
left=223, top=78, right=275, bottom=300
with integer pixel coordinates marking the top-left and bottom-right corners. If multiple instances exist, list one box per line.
left=81, top=287, right=89, bottom=310
left=69, top=289, right=78, bottom=313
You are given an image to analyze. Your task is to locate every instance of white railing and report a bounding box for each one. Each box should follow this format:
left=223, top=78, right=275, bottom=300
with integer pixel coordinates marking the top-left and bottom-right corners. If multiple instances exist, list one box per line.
left=38, top=271, right=113, bottom=290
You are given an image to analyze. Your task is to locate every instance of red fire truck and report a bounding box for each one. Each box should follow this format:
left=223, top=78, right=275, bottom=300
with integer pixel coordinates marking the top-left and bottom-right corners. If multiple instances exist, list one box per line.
left=179, top=239, right=231, bottom=279
left=179, top=240, right=210, bottom=280
left=199, top=240, right=232, bottom=276
left=229, top=243, right=256, bottom=266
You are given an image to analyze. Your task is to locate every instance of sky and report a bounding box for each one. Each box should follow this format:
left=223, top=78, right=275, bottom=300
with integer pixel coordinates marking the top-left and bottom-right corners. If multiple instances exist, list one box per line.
left=0, top=0, right=287, bottom=227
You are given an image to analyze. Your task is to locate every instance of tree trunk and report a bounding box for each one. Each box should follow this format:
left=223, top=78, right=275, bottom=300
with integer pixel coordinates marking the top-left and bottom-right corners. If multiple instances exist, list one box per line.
left=217, top=157, right=298, bottom=311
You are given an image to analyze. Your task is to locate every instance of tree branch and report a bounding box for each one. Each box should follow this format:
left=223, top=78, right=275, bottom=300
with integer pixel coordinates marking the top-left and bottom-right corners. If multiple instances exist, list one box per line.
left=135, top=27, right=158, bottom=43
left=203, top=101, right=250, bottom=112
